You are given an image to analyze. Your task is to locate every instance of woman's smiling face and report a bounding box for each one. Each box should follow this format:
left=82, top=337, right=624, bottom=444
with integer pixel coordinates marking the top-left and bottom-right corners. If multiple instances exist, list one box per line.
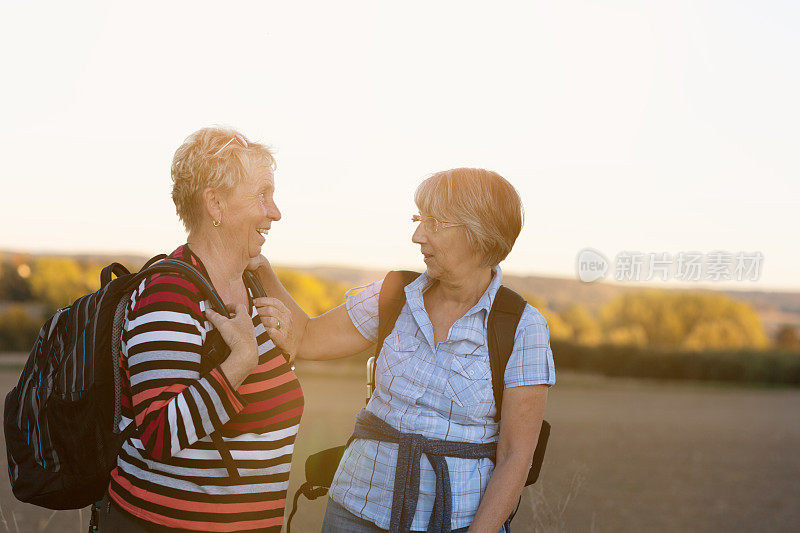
left=220, top=161, right=281, bottom=260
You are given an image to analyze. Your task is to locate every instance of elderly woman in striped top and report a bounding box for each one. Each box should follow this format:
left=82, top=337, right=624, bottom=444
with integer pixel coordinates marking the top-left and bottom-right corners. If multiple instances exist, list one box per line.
left=252, top=168, right=555, bottom=533
left=98, top=127, right=303, bottom=531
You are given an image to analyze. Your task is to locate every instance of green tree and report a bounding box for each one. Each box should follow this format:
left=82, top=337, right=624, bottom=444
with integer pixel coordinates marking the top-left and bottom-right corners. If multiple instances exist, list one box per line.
left=274, top=268, right=347, bottom=316
left=606, top=324, right=648, bottom=347
left=776, top=325, right=800, bottom=351
left=523, top=293, right=572, bottom=341
left=0, top=262, right=33, bottom=301
left=0, top=305, right=41, bottom=351
left=599, top=290, right=768, bottom=351
left=561, top=304, right=602, bottom=345
left=544, top=312, right=573, bottom=341
left=28, top=258, right=97, bottom=312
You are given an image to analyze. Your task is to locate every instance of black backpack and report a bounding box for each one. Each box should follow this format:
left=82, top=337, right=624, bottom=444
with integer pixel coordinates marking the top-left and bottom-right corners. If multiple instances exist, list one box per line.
left=3, top=255, right=264, bottom=510
left=286, top=271, right=551, bottom=531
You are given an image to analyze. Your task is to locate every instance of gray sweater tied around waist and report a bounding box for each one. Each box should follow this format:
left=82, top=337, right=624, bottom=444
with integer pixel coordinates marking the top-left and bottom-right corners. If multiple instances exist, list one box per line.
left=348, top=409, right=497, bottom=533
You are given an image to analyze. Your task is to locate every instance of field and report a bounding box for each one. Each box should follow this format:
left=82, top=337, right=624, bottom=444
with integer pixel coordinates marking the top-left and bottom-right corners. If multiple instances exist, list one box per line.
left=0, top=359, right=798, bottom=532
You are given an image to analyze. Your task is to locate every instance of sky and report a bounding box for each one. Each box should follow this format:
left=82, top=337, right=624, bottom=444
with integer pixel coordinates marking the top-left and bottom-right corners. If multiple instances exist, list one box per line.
left=0, top=0, right=798, bottom=291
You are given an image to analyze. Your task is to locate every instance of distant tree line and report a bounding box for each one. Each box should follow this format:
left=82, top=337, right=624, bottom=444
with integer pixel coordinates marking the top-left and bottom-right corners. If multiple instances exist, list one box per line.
left=530, top=290, right=785, bottom=351
left=551, top=341, right=800, bottom=385
left=1, top=256, right=799, bottom=364
left=0, top=256, right=349, bottom=352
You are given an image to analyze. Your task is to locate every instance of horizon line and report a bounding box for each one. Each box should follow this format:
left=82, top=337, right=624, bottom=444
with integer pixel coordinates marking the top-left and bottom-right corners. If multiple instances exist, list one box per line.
left=2, top=246, right=798, bottom=295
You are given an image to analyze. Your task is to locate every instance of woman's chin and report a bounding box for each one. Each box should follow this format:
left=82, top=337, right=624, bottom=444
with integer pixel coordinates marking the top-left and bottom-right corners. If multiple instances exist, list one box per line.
left=250, top=244, right=264, bottom=258
left=423, top=263, right=439, bottom=278
left=249, top=233, right=266, bottom=256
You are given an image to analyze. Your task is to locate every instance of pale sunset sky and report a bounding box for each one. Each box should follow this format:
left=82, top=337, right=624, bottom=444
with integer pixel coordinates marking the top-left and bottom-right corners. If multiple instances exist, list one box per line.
left=0, top=1, right=797, bottom=290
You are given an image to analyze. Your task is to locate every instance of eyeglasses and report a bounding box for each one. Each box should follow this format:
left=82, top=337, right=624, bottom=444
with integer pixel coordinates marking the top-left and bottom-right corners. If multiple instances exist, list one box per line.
left=411, top=214, right=462, bottom=233
left=212, top=134, right=248, bottom=156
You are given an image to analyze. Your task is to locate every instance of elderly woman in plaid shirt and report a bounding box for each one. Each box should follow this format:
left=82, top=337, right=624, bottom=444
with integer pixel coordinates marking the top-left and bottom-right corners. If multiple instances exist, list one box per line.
left=251, top=168, right=555, bottom=533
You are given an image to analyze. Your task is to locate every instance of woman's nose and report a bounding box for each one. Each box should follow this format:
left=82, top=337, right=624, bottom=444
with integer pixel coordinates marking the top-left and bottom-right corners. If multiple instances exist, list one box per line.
left=266, top=200, right=281, bottom=221
left=411, top=223, right=426, bottom=244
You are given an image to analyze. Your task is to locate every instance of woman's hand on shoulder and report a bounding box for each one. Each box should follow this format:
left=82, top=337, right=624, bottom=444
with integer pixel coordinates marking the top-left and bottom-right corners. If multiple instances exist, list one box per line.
left=253, top=297, right=300, bottom=364
left=246, top=254, right=270, bottom=274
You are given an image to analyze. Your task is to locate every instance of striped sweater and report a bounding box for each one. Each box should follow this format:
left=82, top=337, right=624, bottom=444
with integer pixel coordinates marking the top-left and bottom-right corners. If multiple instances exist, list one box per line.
left=108, top=245, right=304, bottom=532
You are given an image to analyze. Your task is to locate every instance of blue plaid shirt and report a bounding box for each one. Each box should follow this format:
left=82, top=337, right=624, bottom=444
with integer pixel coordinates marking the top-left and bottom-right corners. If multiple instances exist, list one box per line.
left=328, top=267, right=556, bottom=530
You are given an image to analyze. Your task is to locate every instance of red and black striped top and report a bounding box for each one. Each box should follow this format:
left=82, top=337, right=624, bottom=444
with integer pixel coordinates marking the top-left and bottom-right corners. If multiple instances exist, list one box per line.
left=108, top=245, right=304, bottom=532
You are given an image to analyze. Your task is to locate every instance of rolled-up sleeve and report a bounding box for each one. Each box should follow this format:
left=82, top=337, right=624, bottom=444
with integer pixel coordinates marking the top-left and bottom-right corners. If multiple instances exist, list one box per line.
left=504, top=305, right=556, bottom=388
left=345, top=280, right=382, bottom=343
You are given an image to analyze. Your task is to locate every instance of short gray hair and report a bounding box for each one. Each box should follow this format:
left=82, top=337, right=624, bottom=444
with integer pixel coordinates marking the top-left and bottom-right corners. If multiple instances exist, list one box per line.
left=171, top=127, right=276, bottom=232
left=414, top=168, right=524, bottom=267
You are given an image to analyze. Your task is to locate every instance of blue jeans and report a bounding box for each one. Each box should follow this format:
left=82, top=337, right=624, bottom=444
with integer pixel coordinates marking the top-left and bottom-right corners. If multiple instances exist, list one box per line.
left=320, top=498, right=510, bottom=532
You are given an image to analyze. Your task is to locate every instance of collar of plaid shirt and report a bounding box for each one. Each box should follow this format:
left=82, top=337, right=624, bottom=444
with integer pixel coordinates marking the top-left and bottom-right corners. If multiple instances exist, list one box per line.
left=401, top=267, right=502, bottom=349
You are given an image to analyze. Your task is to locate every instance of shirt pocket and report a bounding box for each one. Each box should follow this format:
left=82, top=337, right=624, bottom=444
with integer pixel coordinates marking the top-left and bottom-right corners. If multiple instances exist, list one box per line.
left=379, top=330, right=422, bottom=379
left=445, top=355, right=492, bottom=410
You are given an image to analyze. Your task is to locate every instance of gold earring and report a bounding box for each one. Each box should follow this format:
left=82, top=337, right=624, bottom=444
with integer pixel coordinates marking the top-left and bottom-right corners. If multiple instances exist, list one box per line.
left=213, top=219, right=221, bottom=227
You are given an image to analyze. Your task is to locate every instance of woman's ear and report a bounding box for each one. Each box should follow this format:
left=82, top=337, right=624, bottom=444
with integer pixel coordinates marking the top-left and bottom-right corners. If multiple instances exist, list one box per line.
left=202, top=187, right=224, bottom=225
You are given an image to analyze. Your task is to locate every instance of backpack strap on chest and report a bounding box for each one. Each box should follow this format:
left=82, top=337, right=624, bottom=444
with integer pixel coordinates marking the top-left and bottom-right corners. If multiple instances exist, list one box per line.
left=487, top=286, right=526, bottom=423
left=244, top=270, right=266, bottom=299
left=375, top=270, right=420, bottom=357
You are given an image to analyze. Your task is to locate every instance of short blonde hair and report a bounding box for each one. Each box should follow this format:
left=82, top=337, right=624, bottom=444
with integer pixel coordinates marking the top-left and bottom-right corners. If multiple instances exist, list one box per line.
left=171, top=127, right=276, bottom=232
left=414, top=168, right=524, bottom=267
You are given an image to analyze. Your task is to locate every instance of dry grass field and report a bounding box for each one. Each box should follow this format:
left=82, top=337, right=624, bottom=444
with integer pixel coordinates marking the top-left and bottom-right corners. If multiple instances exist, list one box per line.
left=0, top=358, right=798, bottom=532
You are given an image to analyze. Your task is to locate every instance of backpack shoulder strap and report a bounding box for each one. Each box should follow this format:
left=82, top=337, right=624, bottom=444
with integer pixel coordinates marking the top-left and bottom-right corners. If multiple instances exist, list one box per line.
left=244, top=270, right=266, bottom=299
left=101, top=254, right=167, bottom=288
left=375, top=270, right=420, bottom=357
left=139, top=258, right=229, bottom=316
left=487, top=285, right=527, bottom=423
left=129, top=256, right=242, bottom=480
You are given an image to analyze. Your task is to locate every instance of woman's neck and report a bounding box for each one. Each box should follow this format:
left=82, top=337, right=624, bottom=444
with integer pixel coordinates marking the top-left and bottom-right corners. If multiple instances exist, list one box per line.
left=186, top=230, right=247, bottom=300
left=429, top=266, right=493, bottom=309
